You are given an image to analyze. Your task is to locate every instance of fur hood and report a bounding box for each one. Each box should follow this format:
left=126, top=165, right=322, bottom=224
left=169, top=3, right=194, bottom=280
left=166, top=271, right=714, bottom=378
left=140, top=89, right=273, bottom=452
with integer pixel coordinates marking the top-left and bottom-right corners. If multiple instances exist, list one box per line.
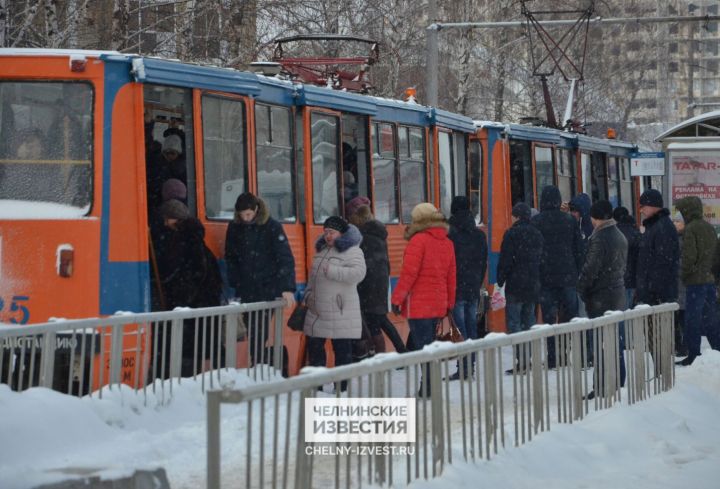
left=315, top=224, right=363, bottom=252
left=233, top=196, right=270, bottom=225
left=404, top=213, right=449, bottom=240
left=675, top=196, right=704, bottom=223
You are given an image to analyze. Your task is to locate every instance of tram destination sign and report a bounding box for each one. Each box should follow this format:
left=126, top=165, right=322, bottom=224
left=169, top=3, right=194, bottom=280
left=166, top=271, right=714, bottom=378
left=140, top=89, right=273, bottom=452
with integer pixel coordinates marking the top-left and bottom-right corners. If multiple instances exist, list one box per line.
left=630, top=152, right=665, bottom=176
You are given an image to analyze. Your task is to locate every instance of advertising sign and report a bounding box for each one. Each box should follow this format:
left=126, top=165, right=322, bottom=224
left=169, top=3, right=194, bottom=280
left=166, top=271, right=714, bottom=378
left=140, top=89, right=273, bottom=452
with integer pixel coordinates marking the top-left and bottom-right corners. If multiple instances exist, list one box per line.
left=671, top=152, right=720, bottom=227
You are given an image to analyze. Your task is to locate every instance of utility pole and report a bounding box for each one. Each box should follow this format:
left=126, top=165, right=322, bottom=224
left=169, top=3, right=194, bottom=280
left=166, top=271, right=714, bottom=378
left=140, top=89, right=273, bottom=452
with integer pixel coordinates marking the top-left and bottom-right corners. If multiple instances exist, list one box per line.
left=426, top=0, right=438, bottom=107
left=687, top=14, right=695, bottom=119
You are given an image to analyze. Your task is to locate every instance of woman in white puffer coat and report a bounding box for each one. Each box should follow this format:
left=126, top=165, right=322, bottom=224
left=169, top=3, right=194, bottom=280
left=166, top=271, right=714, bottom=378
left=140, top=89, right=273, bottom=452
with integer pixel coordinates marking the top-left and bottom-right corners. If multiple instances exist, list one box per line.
left=304, top=216, right=366, bottom=380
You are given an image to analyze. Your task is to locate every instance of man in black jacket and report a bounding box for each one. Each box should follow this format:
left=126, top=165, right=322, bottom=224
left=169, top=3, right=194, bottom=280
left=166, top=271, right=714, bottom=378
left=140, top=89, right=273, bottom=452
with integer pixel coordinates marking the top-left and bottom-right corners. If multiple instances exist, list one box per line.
left=448, top=196, right=488, bottom=378
left=635, top=189, right=680, bottom=376
left=532, top=185, right=584, bottom=367
left=498, top=203, right=544, bottom=372
left=578, top=200, right=628, bottom=399
left=636, top=189, right=680, bottom=305
left=225, top=193, right=296, bottom=366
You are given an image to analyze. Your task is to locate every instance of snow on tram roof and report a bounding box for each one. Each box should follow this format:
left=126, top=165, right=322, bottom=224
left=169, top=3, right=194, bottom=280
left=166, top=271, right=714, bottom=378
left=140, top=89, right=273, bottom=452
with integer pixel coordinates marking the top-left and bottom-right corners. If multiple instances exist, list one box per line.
left=0, top=48, right=121, bottom=57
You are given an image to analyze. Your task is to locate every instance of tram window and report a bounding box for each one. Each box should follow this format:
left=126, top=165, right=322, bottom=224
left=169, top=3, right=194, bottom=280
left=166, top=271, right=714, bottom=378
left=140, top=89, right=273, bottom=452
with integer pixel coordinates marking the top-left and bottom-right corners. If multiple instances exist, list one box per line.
left=311, top=113, right=340, bottom=222
left=509, top=140, right=533, bottom=206
left=399, top=126, right=426, bottom=223
left=469, top=140, right=483, bottom=222
left=0, top=82, right=93, bottom=213
left=256, top=104, right=295, bottom=222
left=607, top=157, right=620, bottom=208
left=534, top=145, right=554, bottom=199
left=342, top=114, right=370, bottom=208
left=619, top=158, right=634, bottom=209
left=371, top=123, right=398, bottom=223
left=438, top=131, right=453, bottom=216
left=590, top=152, right=607, bottom=202
left=453, top=133, right=468, bottom=200
left=556, top=148, right=576, bottom=202
left=581, top=153, right=592, bottom=195
left=202, top=95, right=246, bottom=219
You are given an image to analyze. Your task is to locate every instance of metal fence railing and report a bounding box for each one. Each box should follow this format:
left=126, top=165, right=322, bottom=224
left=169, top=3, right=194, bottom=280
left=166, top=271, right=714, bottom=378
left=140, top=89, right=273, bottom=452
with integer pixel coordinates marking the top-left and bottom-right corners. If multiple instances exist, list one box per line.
left=207, top=303, right=678, bottom=489
left=0, top=300, right=285, bottom=401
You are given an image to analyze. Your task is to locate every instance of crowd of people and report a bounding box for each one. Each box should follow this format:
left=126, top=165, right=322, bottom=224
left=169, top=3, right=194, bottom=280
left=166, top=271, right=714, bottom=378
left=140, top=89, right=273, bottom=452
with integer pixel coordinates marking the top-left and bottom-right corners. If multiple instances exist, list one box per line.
left=145, top=130, right=719, bottom=392
left=495, top=186, right=720, bottom=384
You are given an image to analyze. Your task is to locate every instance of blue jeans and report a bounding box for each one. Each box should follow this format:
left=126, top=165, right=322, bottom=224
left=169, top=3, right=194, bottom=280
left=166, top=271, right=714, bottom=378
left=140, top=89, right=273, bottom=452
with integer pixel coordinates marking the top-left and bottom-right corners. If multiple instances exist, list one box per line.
left=685, top=284, right=719, bottom=357
left=505, top=299, right=535, bottom=334
left=408, top=318, right=440, bottom=350
left=540, top=286, right=579, bottom=367
left=506, top=299, right=536, bottom=368
left=408, top=318, right=441, bottom=393
left=453, top=300, right=479, bottom=373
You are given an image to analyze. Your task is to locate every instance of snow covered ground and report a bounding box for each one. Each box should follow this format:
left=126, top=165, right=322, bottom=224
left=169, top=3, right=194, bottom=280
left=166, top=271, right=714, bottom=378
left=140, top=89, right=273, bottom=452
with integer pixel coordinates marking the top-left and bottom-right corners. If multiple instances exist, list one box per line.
left=0, top=345, right=718, bottom=489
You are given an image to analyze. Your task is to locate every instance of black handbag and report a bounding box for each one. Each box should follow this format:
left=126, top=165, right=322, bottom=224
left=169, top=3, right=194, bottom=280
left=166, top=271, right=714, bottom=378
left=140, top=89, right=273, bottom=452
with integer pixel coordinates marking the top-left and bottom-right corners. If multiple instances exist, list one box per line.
left=287, top=302, right=307, bottom=332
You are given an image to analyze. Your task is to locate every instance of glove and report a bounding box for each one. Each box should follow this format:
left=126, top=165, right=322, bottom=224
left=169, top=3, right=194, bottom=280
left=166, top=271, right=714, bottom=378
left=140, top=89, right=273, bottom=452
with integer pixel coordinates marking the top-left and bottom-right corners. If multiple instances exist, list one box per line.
left=391, top=304, right=402, bottom=315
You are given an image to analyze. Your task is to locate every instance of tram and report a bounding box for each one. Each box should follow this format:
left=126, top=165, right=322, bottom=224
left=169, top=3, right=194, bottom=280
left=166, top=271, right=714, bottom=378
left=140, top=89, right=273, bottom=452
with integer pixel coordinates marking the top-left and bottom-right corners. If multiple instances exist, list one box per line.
left=0, top=49, right=640, bottom=377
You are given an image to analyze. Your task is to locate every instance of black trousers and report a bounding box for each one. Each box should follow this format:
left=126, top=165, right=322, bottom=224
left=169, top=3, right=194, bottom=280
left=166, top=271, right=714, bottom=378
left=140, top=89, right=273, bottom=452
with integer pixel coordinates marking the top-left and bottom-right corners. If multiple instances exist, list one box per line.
left=363, top=313, right=407, bottom=353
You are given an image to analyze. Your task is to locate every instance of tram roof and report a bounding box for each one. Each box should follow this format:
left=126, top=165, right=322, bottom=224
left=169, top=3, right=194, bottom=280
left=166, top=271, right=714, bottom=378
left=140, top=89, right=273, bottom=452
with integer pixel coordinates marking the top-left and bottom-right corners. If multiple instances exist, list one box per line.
left=473, top=119, right=635, bottom=153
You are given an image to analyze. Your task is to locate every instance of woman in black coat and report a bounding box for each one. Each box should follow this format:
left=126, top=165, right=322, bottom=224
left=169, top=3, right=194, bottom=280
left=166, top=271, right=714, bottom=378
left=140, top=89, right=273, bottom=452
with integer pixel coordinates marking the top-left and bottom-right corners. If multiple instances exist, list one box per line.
left=349, top=205, right=406, bottom=353
left=159, top=202, right=223, bottom=377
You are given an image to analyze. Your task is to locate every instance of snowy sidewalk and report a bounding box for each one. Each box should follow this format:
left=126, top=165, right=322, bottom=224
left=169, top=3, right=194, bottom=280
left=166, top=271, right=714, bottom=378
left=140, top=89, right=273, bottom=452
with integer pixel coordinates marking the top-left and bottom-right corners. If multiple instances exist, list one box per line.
left=1, top=349, right=719, bottom=489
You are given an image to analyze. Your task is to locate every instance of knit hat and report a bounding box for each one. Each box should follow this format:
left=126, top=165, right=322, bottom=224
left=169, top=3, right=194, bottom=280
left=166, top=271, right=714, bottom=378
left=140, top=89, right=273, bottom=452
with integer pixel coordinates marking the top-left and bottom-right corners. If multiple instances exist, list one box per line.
left=590, top=200, right=613, bottom=220
left=639, top=189, right=663, bottom=208
left=612, top=206, right=630, bottom=221
left=410, top=203, right=442, bottom=223
left=323, top=215, right=349, bottom=233
left=162, top=134, right=183, bottom=156
left=511, top=202, right=531, bottom=221
left=161, top=178, right=187, bottom=202
left=345, top=196, right=371, bottom=217
left=234, top=192, right=260, bottom=212
left=450, top=196, right=470, bottom=215
left=160, top=199, right=190, bottom=220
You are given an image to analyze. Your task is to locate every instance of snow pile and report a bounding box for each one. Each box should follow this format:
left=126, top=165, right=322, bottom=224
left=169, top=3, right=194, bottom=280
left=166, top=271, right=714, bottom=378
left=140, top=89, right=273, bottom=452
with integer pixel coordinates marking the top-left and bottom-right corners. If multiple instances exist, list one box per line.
left=0, top=348, right=719, bottom=489
left=402, top=349, right=720, bottom=489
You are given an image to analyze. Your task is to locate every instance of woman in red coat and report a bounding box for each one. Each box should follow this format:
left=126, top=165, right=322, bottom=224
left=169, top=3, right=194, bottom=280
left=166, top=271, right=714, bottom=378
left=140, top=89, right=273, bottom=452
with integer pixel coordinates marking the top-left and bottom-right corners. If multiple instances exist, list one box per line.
left=392, top=203, right=456, bottom=395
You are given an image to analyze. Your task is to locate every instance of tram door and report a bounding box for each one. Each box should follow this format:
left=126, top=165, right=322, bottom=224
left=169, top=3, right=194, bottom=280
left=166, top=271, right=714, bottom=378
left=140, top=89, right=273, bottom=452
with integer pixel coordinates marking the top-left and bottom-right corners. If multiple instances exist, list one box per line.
left=532, top=143, right=555, bottom=207
left=142, top=85, right=197, bottom=311
left=580, top=151, right=609, bottom=202
left=509, top=140, right=533, bottom=207
left=303, top=109, right=370, bottom=270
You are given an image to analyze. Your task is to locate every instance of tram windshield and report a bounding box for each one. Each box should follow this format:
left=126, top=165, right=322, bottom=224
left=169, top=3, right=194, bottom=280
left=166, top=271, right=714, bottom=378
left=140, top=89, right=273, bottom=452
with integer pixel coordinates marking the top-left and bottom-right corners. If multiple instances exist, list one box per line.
left=0, top=82, right=93, bottom=213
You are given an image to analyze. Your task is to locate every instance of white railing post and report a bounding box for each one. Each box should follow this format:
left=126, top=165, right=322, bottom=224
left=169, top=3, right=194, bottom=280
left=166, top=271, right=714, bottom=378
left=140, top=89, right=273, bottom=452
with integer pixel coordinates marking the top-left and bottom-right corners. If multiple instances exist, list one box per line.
left=206, top=390, right=221, bottom=489
left=39, top=332, right=56, bottom=388
left=109, top=325, right=123, bottom=386
left=224, top=312, right=238, bottom=370
left=169, top=318, right=184, bottom=380
left=273, top=305, right=284, bottom=376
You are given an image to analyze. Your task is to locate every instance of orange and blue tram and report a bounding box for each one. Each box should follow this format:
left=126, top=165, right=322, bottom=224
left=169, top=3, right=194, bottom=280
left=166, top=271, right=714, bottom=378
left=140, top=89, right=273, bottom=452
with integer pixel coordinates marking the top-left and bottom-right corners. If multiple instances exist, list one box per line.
left=0, top=49, right=641, bottom=376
